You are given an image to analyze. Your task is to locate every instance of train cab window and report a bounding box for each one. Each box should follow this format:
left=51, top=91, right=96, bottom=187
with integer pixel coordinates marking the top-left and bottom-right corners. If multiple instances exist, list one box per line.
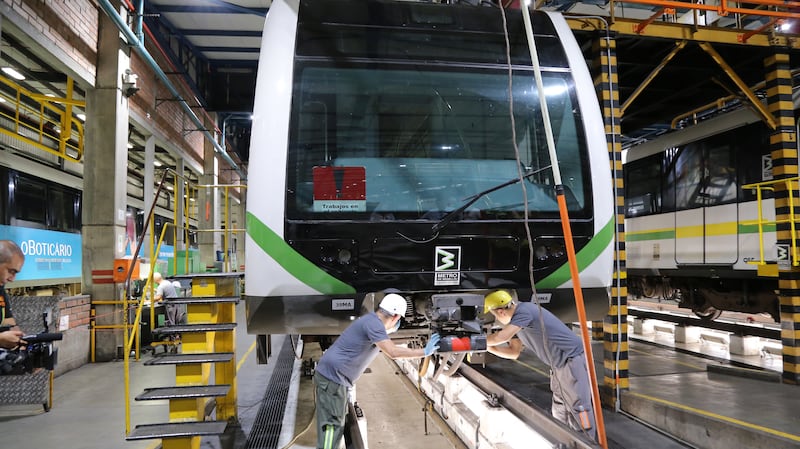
left=288, top=65, right=590, bottom=220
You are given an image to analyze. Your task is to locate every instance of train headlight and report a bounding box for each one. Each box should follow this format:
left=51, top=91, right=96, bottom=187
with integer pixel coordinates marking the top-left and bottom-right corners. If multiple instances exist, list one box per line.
left=533, top=239, right=568, bottom=264
left=338, top=248, right=352, bottom=265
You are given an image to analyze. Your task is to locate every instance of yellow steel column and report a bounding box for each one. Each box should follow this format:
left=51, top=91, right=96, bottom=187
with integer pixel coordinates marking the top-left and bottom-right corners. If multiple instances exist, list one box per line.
left=593, top=33, right=630, bottom=400
left=765, top=52, right=800, bottom=385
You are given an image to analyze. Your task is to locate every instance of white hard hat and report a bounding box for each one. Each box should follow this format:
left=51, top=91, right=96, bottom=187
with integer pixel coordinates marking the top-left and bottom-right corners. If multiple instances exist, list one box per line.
left=379, top=293, right=407, bottom=317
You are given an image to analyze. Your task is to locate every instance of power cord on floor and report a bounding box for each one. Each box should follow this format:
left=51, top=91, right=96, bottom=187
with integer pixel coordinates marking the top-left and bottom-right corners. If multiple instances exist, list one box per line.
left=280, top=375, right=316, bottom=449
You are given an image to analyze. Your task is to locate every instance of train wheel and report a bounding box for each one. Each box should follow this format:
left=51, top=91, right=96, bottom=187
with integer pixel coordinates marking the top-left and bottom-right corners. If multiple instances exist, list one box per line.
left=694, top=307, right=722, bottom=321
left=433, top=352, right=465, bottom=379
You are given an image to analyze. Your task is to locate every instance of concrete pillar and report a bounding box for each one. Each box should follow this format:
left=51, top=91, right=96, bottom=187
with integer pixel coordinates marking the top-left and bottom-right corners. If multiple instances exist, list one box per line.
left=632, top=317, right=654, bottom=336
left=765, top=51, right=800, bottom=385
left=198, top=114, right=219, bottom=271
left=729, top=335, right=760, bottom=356
left=143, top=135, right=155, bottom=261
left=593, top=34, right=629, bottom=396
left=83, top=5, right=132, bottom=361
left=674, top=325, right=701, bottom=344
left=175, top=157, right=185, bottom=253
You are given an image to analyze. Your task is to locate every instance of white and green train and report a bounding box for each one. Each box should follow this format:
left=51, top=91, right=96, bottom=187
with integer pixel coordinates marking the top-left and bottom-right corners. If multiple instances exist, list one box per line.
left=244, top=0, right=615, bottom=345
left=625, top=108, right=781, bottom=321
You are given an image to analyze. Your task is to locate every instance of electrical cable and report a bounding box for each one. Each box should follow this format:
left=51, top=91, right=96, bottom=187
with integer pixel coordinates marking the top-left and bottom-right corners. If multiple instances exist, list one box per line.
left=497, top=2, right=606, bottom=444
left=280, top=380, right=316, bottom=449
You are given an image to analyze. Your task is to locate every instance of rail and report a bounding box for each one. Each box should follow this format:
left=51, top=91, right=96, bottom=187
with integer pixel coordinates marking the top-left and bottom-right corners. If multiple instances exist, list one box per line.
left=395, top=358, right=599, bottom=449
left=0, top=74, right=84, bottom=162
left=741, top=176, right=799, bottom=269
left=628, top=306, right=780, bottom=340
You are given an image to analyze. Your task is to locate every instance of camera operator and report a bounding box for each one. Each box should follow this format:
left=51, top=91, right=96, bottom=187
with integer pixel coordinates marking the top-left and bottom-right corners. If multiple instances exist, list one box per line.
left=0, top=240, right=26, bottom=349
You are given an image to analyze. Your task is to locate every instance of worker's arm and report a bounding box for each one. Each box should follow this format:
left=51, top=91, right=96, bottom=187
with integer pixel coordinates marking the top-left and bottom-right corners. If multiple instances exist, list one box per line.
left=486, top=324, right=521, bottom=347
left=487, top=338, right=523, bottom=360
left=375, top=339, right=425, bottom=359
left=1, top=317, right=17, bottom=327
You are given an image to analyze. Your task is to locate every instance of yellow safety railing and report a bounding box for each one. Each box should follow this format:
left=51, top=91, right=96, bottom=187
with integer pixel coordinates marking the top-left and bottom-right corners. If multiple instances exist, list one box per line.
left=741, top=176, right=800, bottom=268
left=117, top=169, right=246, bottom=434
left=0, top=74, right=84, bottom=162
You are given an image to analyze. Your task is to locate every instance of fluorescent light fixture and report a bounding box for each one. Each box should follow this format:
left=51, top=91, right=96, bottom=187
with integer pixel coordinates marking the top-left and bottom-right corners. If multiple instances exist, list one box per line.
left=76, top=113, right=86, bottom=121
left=1, top=67, right=25, bottom=80
left=0, top=98, right=6, bottom=103
left=154, top=160, right=163, bottom=167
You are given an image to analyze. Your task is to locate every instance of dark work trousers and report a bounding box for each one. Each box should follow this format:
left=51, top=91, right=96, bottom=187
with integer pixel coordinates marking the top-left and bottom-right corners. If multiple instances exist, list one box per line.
left=314, top=370, right=348, bottom=449
left=550, top=355, right=596, bottom=441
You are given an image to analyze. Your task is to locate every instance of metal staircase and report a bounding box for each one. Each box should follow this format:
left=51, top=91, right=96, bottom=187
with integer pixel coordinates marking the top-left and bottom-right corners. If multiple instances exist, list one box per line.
left=126, top=274, right=241, bottom=449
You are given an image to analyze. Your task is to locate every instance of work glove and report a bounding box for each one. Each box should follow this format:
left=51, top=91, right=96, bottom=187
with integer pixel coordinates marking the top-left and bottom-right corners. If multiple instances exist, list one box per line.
left=424, top=333, right=441, bottom=356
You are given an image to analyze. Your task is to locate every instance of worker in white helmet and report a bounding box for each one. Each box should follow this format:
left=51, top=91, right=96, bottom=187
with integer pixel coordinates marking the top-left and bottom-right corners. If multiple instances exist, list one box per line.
left=484, top=289, right=596, bottom=441
left=314, top=292, right=440, bottom=449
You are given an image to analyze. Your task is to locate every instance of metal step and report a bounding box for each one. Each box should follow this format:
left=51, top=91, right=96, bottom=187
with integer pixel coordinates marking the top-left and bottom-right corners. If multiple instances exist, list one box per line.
left=166, top=296, right=239, bottom=305
left=126, top=420, right=228, bottom=440
left=144, top=352, right=234, bottom=366
left=152, top=322, right=236, bottom=334
left=135, top=384, right=230, bottom=401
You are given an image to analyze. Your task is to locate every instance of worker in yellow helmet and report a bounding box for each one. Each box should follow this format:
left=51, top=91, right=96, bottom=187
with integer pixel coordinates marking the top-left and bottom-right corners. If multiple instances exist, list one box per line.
left=484, top=290, right=596, bottom=441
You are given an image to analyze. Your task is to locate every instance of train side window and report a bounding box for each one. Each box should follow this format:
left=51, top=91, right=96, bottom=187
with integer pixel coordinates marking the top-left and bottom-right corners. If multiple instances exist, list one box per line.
left=12, top=175, right=47, bottom=228
left=736, top=122, right=773, bottom=202
left=625, top=155, right=661, bottom=217
left=49, top=187, right=81, bottom=233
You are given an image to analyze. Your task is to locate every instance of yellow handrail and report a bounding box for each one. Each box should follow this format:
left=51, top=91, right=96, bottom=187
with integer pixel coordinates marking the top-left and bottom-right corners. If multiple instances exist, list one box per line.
left=0, top=74, right=84, bottom=162
left=120, top=170, right=247, bottom=434
left=741, top=176, right=800, bottom=267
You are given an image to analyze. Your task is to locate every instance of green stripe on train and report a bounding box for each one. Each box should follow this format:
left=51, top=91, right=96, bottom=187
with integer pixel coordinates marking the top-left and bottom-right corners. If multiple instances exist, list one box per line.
left=246, top=212, right=356, bottom=294
left=535, top=217, right=614, bottom=289
left=627, top=222, right=776, bottom=241
left=248, top=212, right=613, bottom=293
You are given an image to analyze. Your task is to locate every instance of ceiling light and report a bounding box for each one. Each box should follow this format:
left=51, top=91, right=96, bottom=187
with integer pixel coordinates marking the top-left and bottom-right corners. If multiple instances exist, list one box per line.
left=126, top=142, right=134, bottom=149
left=2, top=67, right=25, bottom=80
left=0, top=98, right=6, bottom=103
left=154, top=160, right=163, bottom=167
left=76, top=113, right=86, bottom=121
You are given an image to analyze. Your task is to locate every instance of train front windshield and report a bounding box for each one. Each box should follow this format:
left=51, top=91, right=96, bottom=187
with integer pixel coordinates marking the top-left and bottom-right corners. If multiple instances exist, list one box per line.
left=286, top=17, right=590, bottom=222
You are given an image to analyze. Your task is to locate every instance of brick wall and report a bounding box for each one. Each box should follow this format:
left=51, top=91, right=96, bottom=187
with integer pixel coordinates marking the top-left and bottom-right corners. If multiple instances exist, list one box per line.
left=12, top=0, right=98, bottom=80
left=59, top=295, right=91, bottom=330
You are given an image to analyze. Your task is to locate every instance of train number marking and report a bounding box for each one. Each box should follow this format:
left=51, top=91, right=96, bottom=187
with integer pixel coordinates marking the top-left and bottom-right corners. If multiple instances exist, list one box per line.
left=435, top=246, right=461, bottom=286
left=331, top=299, right=355, bottom=310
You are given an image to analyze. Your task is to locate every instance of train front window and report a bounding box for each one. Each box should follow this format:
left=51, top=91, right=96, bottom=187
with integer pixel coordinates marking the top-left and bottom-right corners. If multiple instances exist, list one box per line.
left=287, top=66, right=589, bottom=220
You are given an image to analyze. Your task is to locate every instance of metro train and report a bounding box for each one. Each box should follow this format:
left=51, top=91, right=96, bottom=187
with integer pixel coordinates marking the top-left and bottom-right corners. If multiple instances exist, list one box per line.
left=243, top=0, right=615, bottom=349
left=624, top=108, right=782, bottom=321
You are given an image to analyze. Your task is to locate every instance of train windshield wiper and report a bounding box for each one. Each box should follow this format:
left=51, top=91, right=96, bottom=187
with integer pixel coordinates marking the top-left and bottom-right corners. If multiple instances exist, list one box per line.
left=430, top=168, right=548, bottom=234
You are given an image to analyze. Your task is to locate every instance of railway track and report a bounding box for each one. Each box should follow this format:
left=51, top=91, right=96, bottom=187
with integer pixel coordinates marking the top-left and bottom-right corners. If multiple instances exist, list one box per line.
left=627, top=301, right=780, bottom=340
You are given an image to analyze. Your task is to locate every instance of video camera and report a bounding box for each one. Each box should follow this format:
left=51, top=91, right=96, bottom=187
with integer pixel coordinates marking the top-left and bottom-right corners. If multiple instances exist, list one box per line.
left=0, top=326, right=62, bottom=375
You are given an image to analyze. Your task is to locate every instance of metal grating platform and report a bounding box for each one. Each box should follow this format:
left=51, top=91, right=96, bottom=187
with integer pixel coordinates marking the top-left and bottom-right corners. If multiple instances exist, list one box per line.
left=135, top=385, right=231, bottom=401
left=127, top=421, right=228, bottom=440
left=152, top=323, right=237, bottom=334
left=166, top=296, right=240, bottom=305
left=144, top=352, right=235, bottom=365
left=245, top=336, right=298, bottom=449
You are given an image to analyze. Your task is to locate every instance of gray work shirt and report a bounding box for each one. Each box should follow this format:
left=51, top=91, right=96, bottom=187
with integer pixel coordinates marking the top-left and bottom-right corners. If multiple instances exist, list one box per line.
left=315, top=313, right=389, bottom=388
left=509, top=301, right=583, bottom=368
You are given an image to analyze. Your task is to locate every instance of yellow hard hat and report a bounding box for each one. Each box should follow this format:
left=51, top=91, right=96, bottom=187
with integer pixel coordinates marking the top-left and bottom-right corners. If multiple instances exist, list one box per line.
left=484, top=290, right=513, bottom=313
